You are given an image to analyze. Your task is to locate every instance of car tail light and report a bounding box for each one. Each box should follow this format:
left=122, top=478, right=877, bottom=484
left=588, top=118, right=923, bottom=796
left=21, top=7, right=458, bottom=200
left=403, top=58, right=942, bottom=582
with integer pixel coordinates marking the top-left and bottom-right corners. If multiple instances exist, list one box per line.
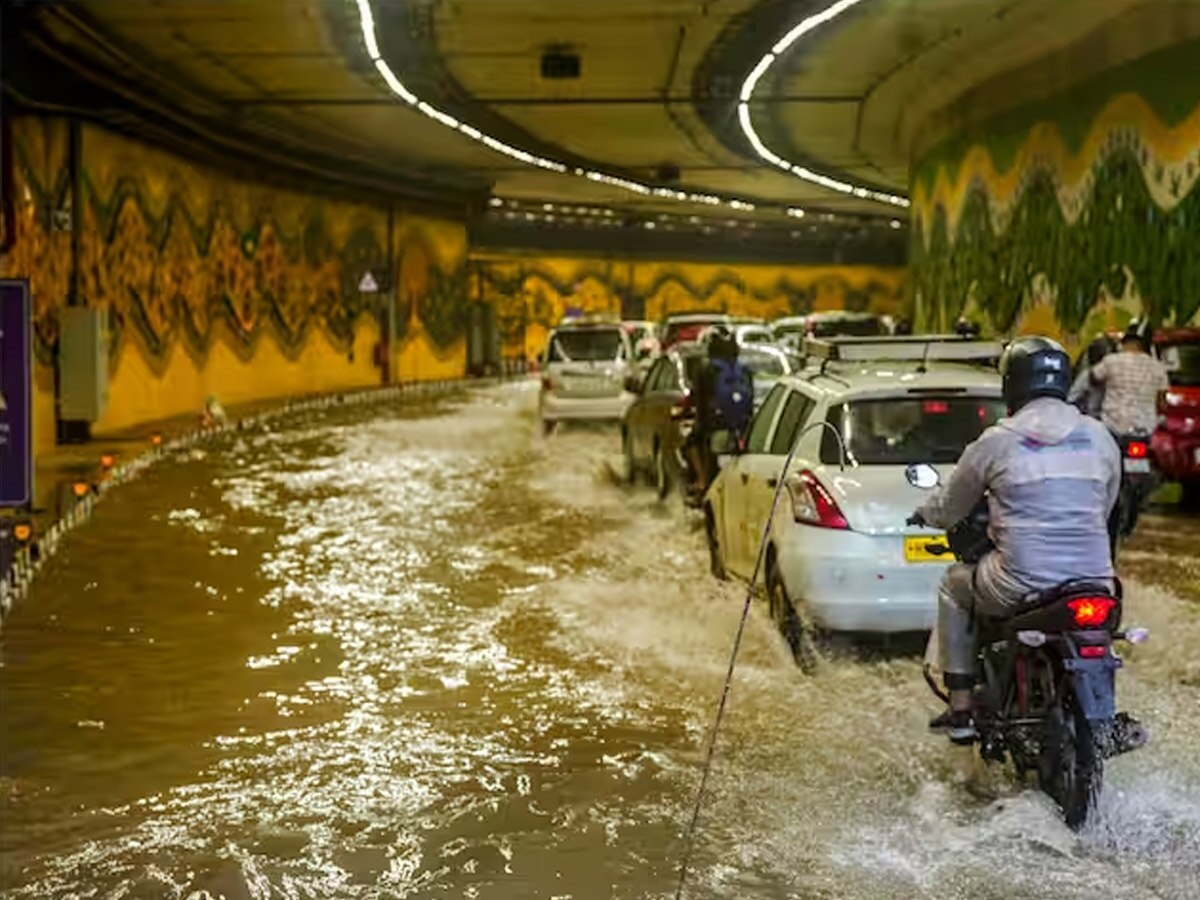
left=786, top=470, right=849, bottom=530
left=1125, top=440, right=1148, bottom=459
left=1079, top=645, right=1109, bottom=658
left=1067, top=596, right=1116, bottom=627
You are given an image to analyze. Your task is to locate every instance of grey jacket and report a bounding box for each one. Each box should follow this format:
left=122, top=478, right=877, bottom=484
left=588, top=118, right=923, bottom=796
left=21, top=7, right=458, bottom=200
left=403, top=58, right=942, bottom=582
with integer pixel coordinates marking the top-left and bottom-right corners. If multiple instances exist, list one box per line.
left=917, top=397, right=1121, bottom=590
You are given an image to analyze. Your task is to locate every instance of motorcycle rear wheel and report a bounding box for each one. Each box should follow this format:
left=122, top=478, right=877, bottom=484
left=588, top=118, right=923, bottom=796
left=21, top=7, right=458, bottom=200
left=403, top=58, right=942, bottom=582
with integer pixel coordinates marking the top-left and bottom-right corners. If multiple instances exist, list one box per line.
left=1039, top=701, right=1103, bottom=829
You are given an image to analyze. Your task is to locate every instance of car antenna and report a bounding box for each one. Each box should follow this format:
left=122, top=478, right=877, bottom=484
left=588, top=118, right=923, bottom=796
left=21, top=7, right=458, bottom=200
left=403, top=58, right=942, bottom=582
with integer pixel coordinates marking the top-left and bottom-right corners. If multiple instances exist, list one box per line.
left=916, top=339, right=933, bottom=374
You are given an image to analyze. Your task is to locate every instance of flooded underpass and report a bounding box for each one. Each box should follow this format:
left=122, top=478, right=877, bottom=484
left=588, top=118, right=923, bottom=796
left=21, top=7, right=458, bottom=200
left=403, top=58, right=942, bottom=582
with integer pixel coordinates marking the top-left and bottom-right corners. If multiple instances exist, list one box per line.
left=3, top=383, right=1200, bottom=900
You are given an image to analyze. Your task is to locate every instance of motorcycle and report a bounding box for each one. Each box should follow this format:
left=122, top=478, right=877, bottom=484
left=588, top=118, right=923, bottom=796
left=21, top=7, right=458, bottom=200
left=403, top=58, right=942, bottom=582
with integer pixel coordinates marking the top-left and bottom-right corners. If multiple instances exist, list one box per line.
left=1112, top=429, right=1156, bottom=544
left=913, top=496, right=1149, bottom=828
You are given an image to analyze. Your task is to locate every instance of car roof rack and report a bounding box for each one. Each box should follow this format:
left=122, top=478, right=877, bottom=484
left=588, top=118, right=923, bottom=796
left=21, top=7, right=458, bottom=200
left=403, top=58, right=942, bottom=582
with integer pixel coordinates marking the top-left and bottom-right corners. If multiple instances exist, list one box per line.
left=805, top=335, right=1003, bottom=366
left=557, top=312, right=620, bottom=327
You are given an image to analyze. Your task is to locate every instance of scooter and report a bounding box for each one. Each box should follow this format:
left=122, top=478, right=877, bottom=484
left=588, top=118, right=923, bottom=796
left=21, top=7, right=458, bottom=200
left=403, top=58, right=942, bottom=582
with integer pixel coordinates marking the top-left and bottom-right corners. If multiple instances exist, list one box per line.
left=1113, top=429, right=1156, bottom=544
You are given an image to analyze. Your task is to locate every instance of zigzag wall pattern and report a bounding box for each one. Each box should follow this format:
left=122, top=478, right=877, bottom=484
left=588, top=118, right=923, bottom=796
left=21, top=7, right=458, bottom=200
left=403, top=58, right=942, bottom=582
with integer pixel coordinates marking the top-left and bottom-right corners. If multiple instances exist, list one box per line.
left=2, top=119, right=472, bottom=370
left=474, top=255, right=906, bottom=358
left=910, top=41, right=1200, bottom=339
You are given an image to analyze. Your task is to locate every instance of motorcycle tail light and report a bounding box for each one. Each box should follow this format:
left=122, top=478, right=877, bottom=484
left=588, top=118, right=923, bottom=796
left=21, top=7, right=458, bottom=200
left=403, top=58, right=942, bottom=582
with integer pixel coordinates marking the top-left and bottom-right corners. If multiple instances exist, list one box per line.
left=1067, top=596, right=1116, bottom=627
left=1126, top=440, right=1148, bottom=459
left=1079, top=645, right=1109, bottom=658
left=786, top=470, right=849, bottom=530
left=670, top=395, right=694, bottom=420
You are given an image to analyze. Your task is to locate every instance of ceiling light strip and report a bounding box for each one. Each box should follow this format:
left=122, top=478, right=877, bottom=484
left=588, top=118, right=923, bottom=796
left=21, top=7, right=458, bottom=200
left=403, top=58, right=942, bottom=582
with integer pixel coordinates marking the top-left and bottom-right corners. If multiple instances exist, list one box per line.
left=354, top=0, right=793, bottom=213
left=737, top=0, right=909, bottom=209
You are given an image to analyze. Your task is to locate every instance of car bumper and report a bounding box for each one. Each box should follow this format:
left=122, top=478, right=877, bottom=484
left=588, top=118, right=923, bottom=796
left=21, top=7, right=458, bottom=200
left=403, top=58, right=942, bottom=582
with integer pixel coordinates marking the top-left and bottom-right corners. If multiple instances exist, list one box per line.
left=775, top=526, right=946, bottom=633
left=541, top=392, right=634, bottom=422
left=1152, top=430, right=1200, bottom=481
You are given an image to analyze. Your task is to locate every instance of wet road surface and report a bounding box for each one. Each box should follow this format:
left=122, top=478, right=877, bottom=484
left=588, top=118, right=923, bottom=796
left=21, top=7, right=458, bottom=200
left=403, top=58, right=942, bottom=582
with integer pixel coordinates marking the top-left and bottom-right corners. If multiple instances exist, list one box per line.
left=2, top=383, right=1200, bottom=899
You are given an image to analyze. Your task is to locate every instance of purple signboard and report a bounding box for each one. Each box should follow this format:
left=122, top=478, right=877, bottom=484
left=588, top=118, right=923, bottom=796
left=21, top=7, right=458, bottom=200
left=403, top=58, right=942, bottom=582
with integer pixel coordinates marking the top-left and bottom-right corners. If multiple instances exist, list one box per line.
left=1, top=279, right=33, bottom=507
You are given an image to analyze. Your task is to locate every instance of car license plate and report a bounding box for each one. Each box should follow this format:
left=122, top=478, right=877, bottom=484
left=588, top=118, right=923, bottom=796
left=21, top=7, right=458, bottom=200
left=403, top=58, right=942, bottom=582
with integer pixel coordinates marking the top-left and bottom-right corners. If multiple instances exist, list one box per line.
left=904, top=534, right=948, bottom=563
left=1123, top=457, right=1151, bottom=474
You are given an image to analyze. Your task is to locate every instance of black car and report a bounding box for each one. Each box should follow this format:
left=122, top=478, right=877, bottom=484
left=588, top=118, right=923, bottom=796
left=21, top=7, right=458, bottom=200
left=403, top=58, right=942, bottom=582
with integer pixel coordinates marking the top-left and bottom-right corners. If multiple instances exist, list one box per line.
left=620, top=344, right=791, bottom=499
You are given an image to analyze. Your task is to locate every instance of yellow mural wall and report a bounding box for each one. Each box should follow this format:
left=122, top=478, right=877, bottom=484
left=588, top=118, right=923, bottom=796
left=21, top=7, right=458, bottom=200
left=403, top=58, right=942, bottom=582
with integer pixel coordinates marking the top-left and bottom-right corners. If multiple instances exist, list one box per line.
left=474, top=252, right=906, bottom=360
left=0, top=117, right=471, bottom=458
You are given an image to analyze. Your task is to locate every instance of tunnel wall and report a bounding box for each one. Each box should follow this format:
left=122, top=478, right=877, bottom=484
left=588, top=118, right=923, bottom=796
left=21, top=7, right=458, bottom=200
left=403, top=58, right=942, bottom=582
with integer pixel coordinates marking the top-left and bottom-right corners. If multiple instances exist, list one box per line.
left=908, top=38, right=1200, bottom=344
left=472, top=252, right=906, bottom=361
left=0, top=116, right=471, bottom=457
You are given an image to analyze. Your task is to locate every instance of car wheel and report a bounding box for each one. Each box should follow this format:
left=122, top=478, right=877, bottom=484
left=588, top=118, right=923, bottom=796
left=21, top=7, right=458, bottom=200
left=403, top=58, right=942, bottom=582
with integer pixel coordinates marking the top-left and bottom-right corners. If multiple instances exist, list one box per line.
left=705, top=506, right=728, bottom=581
left=767, top=561, right=820, bottom=674
left=653, top=441, right=672, bottom=500
left=621, top=430, right=638, bottom=485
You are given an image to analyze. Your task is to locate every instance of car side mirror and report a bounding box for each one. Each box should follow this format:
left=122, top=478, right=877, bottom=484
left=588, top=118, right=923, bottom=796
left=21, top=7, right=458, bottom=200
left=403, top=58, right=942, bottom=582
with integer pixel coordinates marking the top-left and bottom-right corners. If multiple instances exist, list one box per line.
left=905, top=462, right=940, bottom=489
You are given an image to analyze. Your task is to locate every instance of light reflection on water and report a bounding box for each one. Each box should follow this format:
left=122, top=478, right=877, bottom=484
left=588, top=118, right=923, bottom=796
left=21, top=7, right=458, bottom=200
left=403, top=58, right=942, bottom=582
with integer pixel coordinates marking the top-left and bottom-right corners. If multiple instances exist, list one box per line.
left=1, top=385, right=1198, bottom=899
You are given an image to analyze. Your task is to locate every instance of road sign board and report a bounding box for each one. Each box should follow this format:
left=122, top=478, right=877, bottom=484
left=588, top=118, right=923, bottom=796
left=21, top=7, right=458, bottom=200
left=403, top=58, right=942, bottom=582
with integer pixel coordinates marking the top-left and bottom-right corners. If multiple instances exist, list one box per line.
left=358, top=271, right=379, bottom=293
left=0, top=279, right=33, bottom=507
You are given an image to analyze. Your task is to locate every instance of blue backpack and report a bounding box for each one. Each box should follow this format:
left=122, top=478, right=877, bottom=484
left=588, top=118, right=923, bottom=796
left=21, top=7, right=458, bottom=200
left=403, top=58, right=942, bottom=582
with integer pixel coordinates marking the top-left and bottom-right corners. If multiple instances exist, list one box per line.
left=710, top=358, right=753, bottom=433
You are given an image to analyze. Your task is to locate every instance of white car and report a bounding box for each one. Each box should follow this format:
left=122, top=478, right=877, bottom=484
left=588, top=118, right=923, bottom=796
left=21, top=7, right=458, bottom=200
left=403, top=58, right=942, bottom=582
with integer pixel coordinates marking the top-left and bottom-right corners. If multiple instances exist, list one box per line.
left=703, top=337, right=1004, bottom=666
left=734, top=323, right=775, bottom=347
left=539, top=322, right=636, bottom=433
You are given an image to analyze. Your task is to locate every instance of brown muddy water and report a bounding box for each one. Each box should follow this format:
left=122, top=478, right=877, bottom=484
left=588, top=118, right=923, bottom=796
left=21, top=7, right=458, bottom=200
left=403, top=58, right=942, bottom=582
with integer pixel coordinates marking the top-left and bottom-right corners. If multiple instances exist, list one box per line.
left=2, top=383, right=1199, bottom=899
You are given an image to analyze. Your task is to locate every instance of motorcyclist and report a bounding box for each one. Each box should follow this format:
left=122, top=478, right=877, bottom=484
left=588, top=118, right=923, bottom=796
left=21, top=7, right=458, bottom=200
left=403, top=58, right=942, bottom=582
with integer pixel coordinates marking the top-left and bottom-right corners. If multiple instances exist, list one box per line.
left=910, top=336, right=1121, bottom=744
left=1089, top=319, right=1169, bottom=434
left=1068, top=334, right=1116, bottom=417
left=685, top=325, right=753, bottom=498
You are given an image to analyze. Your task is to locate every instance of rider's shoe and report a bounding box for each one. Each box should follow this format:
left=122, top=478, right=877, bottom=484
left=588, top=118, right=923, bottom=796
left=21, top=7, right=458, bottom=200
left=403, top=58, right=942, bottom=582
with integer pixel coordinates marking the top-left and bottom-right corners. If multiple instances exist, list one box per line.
left=930, top=708, right=977, bottom=744
left=947, top=709, right=978, bottom=745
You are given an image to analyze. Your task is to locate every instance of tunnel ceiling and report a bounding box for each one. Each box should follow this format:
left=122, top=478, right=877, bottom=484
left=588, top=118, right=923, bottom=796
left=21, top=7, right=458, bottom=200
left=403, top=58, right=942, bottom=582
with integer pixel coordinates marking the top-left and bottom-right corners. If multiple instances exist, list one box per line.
left=20, top=0, right=1200, bottom=224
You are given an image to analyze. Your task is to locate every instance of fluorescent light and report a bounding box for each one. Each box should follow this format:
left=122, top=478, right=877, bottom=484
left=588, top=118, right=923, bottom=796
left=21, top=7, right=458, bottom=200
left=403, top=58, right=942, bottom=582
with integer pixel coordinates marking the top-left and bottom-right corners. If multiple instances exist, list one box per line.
left=355, top=0, right=792, bottom=214
left=738, top=0, right=910, bottom=209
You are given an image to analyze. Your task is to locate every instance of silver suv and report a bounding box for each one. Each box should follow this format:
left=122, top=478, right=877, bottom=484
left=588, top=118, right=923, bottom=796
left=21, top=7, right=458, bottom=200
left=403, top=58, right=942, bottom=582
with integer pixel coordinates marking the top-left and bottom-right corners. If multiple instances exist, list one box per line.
left=539, top=322, right=635, bottom=434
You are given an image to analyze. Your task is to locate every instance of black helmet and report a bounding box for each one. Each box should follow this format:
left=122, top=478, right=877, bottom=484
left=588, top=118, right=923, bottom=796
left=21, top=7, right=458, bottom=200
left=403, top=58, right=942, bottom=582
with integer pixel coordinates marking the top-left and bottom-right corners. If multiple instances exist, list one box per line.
left=998, top=336, right=1071, bottom=412
left=955, top=317, right=981, bottom=338
left=705, top=324, right=738, bottom=359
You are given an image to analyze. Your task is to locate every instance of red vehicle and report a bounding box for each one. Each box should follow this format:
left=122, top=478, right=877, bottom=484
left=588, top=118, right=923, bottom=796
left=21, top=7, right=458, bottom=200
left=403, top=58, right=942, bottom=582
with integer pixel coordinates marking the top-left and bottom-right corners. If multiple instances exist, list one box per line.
left=1151, top=327, right=1200, bottom=507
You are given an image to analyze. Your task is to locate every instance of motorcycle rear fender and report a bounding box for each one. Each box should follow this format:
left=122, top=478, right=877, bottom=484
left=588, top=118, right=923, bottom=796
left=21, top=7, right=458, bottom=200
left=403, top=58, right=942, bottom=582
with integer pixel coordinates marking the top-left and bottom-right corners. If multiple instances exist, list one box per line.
left=1063, top=655, right=1119, bottom=721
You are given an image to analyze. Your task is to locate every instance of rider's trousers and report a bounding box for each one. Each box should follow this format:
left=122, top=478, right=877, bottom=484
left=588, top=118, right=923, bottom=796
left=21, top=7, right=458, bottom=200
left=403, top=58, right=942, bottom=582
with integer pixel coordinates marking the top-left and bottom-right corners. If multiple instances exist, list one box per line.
left=926, top=555, right=1031, bottom=677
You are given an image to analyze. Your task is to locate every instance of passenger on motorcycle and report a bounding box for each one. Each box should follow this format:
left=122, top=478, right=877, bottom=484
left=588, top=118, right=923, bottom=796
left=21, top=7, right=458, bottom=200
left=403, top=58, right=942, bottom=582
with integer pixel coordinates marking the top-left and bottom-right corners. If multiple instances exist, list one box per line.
left=910, top=337, right=1122, bottom=743
left=685, top=325, right=754, bottom=498
left=1089, top=319, right=1169, bottom=434
left=1068, top=334, right=1115, bottom=418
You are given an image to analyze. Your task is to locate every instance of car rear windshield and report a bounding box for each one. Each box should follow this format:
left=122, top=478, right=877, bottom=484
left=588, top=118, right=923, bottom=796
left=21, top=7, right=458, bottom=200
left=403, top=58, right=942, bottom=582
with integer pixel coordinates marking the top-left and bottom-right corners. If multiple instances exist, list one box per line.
left=1161, top=343, right=1200, bottom=387
left=811, top=316, right=886, bottom=338
left=820, top=395, right=1006, bottom=465
left=741, top=350, right=786, bottom=376
left=548, top=329, right=624, bottom=362
left=740, top=329, right=773, bottom=345
left=664, top=319, right=725, bottom=345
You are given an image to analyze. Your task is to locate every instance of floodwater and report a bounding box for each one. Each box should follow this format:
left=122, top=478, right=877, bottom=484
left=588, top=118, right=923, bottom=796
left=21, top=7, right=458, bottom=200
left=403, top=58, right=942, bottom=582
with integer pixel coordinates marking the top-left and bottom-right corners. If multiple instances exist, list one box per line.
left=2, top=383, right=1199, bottom=900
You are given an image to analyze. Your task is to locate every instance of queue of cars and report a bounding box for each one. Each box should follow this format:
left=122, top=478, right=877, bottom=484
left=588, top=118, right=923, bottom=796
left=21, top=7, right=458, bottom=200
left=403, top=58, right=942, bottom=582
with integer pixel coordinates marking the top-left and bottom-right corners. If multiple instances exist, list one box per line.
left=536, top=312, right=1196, bottom=669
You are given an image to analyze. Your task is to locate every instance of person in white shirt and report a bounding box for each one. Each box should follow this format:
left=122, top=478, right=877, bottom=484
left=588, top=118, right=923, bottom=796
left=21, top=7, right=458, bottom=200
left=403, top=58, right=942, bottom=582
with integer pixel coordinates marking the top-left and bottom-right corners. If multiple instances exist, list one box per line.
left=1089, top=320, right=1169, bottom=435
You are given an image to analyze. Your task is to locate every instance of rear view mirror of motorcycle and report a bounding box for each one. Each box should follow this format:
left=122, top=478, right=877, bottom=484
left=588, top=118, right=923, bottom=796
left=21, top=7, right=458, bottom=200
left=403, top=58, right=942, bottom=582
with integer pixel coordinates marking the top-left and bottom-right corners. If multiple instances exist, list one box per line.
left=905, top=463, right=941, bottom=490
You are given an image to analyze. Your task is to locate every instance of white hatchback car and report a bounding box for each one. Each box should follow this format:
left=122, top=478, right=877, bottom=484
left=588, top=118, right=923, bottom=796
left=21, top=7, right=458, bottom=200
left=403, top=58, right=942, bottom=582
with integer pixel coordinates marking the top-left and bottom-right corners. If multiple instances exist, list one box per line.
left=704, top=337, right=1004, bottom=666
left=539, top=321, right=636, bottom=434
